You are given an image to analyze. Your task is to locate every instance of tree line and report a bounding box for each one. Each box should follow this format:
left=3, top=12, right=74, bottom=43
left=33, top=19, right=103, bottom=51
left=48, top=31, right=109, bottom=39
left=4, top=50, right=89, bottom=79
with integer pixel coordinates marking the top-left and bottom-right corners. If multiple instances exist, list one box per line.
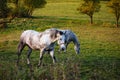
left=0, top=0, right=46, bottom=28
left=77, top=0, right=120, bottom=27
left=0, top=0, right=46, bottom=18
left=0, top=0, right=120, bottom=28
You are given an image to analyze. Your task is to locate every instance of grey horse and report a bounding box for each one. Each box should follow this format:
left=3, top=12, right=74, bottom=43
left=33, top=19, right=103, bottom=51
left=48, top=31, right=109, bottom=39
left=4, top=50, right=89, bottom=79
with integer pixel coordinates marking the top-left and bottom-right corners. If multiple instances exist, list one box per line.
left=60, top=30, right=80, bottom=54
left=45, top=28, right=80, bottom=54
left=17, top=29, right=66, bottom=66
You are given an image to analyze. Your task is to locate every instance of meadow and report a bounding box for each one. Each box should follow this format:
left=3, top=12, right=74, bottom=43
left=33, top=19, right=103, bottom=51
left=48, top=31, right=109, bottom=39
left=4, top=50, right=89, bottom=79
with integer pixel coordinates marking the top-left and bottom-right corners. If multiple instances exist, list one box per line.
left=0, top=0, right=120, bottom=80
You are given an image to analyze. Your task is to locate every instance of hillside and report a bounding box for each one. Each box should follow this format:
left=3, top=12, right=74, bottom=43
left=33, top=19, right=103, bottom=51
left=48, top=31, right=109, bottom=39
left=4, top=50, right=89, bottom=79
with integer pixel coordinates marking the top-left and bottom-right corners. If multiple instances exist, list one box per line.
left=0, top=1, right=120, bottom=80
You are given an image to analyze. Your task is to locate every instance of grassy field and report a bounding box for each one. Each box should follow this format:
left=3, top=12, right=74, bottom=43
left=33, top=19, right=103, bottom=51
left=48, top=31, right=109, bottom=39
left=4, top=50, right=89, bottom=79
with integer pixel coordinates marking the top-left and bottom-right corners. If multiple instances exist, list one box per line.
left=0, top=0, right=120, bottom=80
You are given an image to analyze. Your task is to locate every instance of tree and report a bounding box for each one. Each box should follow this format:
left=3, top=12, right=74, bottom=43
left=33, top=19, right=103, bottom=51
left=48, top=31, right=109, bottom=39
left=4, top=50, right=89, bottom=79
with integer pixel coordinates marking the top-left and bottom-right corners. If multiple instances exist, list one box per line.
left=7, top=0, right=46, bottom=17
left=0, top=0, right=10, bottom=28
left=107, top=0, right=120, bottom=27
left=0, top=0, right=8, bottom=18
left=0, top=0, right=16, bottom=29
left=77, top=0, right=101, bottom=24
left=24, top=0, right=46, bottom=16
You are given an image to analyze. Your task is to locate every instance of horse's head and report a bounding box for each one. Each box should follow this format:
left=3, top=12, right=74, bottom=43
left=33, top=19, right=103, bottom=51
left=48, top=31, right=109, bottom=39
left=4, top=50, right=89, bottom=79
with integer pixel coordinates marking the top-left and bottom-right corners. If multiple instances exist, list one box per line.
left=57, top=31, right=66, bottom=51
left=49, top=29, right=66, bottom=51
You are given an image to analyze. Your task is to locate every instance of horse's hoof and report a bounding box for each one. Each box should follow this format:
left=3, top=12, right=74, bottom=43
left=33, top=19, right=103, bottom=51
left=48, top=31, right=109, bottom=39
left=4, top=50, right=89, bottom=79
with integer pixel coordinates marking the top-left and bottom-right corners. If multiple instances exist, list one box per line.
left=58, top=50, right=61, bottom=53
left=27, top=64, right=32, bottom=67
left=16, top=60, right=19, bottom=65
left=37, top=64, right=41, bottom=68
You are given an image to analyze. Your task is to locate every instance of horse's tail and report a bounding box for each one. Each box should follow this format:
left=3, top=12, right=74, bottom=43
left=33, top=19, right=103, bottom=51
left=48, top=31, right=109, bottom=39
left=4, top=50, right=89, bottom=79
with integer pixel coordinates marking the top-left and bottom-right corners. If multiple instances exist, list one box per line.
left=16, top=40, right=25, bottom=65
left=17, top=40, right=25, bottom=54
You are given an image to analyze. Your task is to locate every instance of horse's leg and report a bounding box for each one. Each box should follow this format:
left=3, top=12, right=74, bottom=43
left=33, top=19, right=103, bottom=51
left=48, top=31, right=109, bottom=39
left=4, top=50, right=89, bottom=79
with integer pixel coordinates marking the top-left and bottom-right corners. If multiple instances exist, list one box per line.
left=66, top=42, right=69, bottom=50
left=73, top=37, right=80, bottom=54
left=74, top=44, right=80, bottom=54
left=50, top=50, right=56, bottom=64
left=38, top=49, right=45, bottom=67
left=27, top=46, right=32, bottom=65
left=17, top=41, right=25, bottom=65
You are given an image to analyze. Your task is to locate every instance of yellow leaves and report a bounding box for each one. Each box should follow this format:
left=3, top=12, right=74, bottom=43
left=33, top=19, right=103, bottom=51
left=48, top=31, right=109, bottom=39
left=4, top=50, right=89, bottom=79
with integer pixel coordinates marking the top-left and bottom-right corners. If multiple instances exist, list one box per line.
left=107, top=0, right=120, bottom=15
left=77, top=0, right=100, bottom=16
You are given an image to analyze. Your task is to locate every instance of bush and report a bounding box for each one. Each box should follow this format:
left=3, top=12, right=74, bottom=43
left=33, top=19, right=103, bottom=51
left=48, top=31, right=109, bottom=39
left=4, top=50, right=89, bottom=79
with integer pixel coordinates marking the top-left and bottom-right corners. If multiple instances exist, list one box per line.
left=17, top=7, right=30, bottom=18
left=0, top=0, right=9, bottom=18
left=7, top=0, right=47, bottom=18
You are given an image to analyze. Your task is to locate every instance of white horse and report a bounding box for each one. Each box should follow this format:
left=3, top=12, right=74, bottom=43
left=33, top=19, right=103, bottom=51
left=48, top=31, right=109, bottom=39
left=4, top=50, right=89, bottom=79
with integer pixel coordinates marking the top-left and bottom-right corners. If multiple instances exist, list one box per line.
left=45, top=28, right=80, bottom=54
left=17, top=29, right=66, bottom=67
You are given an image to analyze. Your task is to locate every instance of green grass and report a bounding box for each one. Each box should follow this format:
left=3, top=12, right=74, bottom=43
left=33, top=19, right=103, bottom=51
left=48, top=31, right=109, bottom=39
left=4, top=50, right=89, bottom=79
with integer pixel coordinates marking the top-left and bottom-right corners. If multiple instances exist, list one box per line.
left=0, top=1, right=120, bottom=80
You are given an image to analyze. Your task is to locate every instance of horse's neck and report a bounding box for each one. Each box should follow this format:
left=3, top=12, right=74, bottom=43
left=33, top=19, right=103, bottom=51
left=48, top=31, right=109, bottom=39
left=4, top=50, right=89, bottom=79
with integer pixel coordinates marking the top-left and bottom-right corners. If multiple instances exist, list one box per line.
left=73, top=38, right=80, bottom=46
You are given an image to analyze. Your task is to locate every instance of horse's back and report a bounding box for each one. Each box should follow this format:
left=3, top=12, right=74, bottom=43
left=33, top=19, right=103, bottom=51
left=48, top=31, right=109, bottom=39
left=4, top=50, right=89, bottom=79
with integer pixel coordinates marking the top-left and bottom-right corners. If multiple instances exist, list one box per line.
left=20, top=30, right=39, bottom=43
left=65, top=30, right=76, bottom=40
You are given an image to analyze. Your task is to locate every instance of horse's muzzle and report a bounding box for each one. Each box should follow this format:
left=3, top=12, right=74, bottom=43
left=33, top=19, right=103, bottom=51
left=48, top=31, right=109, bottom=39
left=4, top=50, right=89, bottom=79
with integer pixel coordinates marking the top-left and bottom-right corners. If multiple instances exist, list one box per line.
left=60, top=46, right=66, bottom=52
left=61, top=47, right=65, bottom=51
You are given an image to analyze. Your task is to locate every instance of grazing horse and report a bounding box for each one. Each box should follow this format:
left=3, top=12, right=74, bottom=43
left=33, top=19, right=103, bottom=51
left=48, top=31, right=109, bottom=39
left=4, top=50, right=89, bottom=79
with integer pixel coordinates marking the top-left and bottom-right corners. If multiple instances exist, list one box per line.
left=60, top=30, right=80, bottom=54
left=17, top=29, right=66, bottom=66
left=45, top=28, right=80, bottom=54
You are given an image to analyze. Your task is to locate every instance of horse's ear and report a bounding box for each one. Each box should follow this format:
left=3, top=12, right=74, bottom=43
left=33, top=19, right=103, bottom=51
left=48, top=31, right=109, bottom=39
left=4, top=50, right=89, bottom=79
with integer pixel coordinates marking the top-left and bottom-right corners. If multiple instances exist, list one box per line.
left=50, top=30, right=64, bottom=40
left=59, top=31, right=64, bottom=35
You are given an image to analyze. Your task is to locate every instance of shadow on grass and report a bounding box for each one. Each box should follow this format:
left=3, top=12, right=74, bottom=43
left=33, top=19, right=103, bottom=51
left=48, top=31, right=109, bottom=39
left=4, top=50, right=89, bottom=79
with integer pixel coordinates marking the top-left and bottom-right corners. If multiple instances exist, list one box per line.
left=0, top=49, right=120, bottom=80
left=0, top=40, right=120, bottom=80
